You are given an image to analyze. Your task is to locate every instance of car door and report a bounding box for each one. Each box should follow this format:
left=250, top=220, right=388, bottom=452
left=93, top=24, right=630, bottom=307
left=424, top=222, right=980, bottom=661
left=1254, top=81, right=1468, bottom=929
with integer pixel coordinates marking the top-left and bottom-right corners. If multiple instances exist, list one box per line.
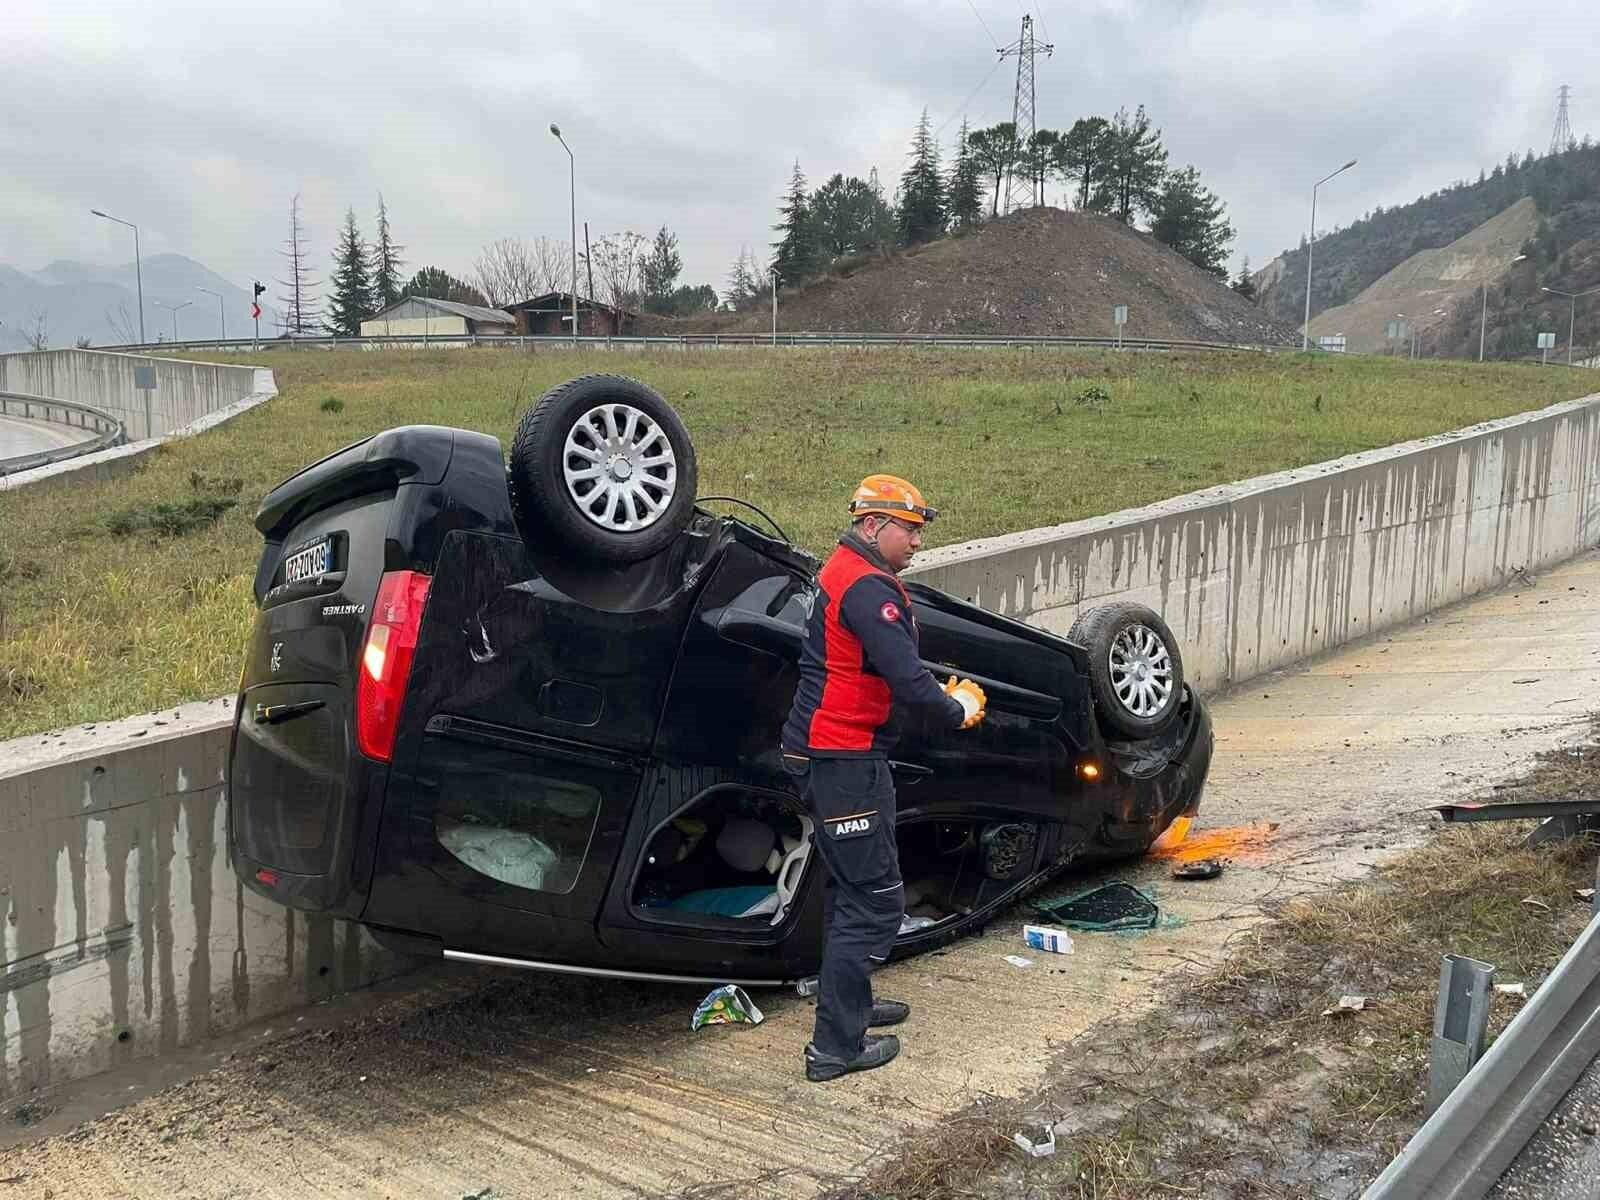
left=368, top=529, right=703, bottom=960
left=892, top=582, right=1099, bottom=825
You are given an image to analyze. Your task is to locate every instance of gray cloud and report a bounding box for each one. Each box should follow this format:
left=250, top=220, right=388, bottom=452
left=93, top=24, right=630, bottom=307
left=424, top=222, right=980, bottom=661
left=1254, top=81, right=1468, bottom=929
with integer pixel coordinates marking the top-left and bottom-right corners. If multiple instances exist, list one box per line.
left=3, top=0, right=1595, bottom=306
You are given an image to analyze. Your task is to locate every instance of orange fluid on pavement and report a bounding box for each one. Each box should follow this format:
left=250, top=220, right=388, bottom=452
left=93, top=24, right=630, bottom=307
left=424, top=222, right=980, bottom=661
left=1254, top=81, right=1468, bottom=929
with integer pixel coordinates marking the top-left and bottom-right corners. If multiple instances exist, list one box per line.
left=1148, top=821, right=1279, bottom=863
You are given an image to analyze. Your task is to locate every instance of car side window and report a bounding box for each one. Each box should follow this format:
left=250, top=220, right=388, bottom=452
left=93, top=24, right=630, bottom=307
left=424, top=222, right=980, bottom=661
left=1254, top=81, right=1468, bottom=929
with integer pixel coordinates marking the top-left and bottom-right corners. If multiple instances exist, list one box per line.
left=424, top=737, right=603, bottom=894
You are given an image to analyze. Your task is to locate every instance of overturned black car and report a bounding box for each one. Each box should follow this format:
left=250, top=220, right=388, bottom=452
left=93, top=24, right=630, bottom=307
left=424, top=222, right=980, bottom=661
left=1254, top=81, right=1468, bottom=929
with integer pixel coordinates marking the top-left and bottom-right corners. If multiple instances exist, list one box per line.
left=228, top=375, right=1213, bottom=986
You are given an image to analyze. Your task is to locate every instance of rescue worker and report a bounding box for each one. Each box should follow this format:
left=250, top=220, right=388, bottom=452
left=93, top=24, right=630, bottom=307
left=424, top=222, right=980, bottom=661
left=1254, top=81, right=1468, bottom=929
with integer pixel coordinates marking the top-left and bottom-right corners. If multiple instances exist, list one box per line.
left=781, top=474, right=987, bottom=1082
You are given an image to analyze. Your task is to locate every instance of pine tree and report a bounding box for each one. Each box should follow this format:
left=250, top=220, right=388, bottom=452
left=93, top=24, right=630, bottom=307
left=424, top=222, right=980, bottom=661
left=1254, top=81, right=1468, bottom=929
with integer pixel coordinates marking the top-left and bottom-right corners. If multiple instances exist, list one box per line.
left=404, top=267, right=486, bottom=306
left=1058, top=116, right=1111, bottom=209
left=325, top=208, right=374, bottom=336
left=866, top=168, right=897, bottom=250
left=946, top=120, right=985, bottom=230
left=724, top=245, right=763, bottom=311
left=811, top=174, right=889, bottom=258
left=966, top=123, right=1019, bottom=217
left=1148, top=167, right=1235, bottom=277
left=1026, top=129, right=1060, bottom=207
left=897, top=109, right=946, bottom=246
left=372, top=194, right=404, bottom=309
left=1231, top=255, right=1257, bottom=300
left=276, top=194, right=321, bottom=335
left=1094, top=106, right=1168, bottom=224
left=640, top=226, right=684, bottom=313
left=772, top=161, right=816, bottom=283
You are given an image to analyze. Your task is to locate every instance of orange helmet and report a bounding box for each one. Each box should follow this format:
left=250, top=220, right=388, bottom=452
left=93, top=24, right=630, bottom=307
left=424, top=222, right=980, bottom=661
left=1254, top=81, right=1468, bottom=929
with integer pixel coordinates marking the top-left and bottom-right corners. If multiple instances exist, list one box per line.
left=848, top=474, right=939, bottom=525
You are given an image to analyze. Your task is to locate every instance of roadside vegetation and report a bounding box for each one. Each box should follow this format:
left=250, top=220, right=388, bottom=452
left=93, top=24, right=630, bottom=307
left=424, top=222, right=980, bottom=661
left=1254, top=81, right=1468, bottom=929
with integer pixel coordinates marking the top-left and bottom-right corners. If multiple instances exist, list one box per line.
left=826, top=730, right=1600, bottom=1200
left=0, top=346, right=1595, bottom=739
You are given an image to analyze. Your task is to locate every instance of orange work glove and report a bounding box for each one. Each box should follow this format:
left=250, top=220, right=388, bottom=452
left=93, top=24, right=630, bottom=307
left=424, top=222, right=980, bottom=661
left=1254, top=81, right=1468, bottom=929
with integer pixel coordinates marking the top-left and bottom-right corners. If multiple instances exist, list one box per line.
left=943, top=675, right=987, bottom=730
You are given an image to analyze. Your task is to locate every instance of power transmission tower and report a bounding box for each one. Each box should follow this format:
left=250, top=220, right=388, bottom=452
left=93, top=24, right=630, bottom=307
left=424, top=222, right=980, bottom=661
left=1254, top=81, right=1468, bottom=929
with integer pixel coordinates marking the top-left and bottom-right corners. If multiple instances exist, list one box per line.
left=1550, top=85, right=1573, bottom=156
left=998, top=14, right=1052, bottom=215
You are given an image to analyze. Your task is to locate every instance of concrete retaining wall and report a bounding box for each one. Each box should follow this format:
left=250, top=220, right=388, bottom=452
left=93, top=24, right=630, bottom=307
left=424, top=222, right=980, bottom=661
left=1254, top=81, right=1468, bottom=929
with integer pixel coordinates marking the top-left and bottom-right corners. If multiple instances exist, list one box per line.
left=0, top=349, right=261, bottom=442
left=0, top=355, right=276, bottom=492
left=906, top=391, right=1600, bottom=690
left=0, top=702, right=401, bottom=1098
left=4, top=388, right=1600, bottom=1099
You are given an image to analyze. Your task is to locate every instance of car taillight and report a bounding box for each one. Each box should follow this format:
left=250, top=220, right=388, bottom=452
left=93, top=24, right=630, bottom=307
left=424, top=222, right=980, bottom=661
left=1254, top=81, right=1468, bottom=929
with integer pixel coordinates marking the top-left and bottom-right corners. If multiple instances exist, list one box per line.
left=356, top=570, right=431, bottom=762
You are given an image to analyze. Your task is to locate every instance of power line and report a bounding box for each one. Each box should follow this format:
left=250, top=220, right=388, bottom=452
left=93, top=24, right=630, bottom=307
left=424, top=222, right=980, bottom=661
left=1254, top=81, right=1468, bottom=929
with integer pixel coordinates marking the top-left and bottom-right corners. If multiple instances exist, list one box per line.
left=934, top=55, right=1005, bottom=140
left=964, top=0, right=1000, bottom=48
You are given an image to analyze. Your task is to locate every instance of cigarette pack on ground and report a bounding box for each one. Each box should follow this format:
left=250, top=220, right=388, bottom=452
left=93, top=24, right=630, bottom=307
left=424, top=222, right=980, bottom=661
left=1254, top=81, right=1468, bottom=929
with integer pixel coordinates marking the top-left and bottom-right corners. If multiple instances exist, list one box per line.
left=1022, top=924, right=1075, bottom=954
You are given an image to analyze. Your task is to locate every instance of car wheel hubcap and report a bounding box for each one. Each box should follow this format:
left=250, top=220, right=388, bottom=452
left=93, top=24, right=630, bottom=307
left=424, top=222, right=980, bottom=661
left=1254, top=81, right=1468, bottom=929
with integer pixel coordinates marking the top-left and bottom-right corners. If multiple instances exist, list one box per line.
left=563, top=403, right=677, bottom=532
left=1108, top=624, right=1173, bottom=718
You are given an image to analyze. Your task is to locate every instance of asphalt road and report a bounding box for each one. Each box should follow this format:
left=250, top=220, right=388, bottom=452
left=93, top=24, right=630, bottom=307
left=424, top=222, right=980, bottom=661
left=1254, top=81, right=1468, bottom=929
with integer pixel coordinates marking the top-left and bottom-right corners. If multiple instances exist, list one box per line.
left=0, top=413, right=87, bottom=461
left=5, top=551, right=1600, bottom=1198
left=1490, top=1049, right=1600, bottom=1199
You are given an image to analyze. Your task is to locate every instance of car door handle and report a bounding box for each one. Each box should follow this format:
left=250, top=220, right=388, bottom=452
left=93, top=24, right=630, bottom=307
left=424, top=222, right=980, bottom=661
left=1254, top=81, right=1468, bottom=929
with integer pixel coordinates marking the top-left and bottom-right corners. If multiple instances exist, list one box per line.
left=921, top=663, right=1062, bottom=720
left=889, top=760, right=933, bottom=785
left=254, top=699, right=325, bottom=724
left=711, top=608, right=802, bottom=659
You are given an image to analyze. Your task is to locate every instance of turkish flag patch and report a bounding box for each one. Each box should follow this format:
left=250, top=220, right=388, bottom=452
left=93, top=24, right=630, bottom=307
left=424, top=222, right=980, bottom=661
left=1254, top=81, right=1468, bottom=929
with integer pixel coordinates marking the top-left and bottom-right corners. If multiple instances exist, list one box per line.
left=880, top=601, right=901, bottom=623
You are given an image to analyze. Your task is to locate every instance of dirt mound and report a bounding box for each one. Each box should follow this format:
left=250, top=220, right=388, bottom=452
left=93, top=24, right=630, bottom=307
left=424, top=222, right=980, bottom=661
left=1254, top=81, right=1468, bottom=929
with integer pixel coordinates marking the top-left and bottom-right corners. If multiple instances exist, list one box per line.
left=660, top=209, right=1299, bottom=344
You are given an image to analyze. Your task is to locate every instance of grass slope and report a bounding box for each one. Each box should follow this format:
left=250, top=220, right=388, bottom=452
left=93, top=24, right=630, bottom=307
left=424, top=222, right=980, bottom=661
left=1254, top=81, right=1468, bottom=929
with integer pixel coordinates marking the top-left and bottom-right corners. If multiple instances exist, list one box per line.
left=0, top=347, right=1595, bottom=739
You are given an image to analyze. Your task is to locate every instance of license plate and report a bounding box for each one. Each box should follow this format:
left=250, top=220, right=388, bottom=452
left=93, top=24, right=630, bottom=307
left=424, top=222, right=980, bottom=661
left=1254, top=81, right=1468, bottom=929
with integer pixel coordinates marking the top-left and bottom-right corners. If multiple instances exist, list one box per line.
left=283, top=537, right=331, bottom=584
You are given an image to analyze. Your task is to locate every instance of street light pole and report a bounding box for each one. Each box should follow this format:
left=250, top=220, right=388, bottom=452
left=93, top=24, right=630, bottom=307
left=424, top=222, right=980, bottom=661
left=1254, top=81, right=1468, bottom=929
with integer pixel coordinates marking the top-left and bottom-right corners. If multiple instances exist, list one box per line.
left=155, top=299, right=192, bottom=342
left=91, top=208, right=145, bottom=344
left=1541, top=285, right=1600, bottom=367
left=196, top=287, right=225, bottom=342
left=1302, top=158, right=1358, bottom=352
left=550, top=124, right=578, bottom=347
left=1480, top=253, right=1528, bottom=362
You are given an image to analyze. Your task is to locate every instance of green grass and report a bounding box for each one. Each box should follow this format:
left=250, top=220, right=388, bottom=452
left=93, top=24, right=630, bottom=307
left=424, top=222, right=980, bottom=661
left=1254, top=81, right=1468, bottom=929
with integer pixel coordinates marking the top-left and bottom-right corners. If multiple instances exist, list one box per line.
left=0, top=347, right=1594, bottom=739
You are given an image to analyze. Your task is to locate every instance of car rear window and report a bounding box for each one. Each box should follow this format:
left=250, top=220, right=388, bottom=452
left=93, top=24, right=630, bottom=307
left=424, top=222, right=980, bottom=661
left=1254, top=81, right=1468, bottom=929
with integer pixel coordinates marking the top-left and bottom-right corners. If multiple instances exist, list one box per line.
left=424, top=737, right=603, bottom=894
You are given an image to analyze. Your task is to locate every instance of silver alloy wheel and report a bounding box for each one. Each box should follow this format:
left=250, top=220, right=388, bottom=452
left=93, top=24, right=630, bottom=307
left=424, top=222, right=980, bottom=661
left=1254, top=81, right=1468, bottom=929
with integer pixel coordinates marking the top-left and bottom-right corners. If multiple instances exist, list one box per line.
left=562, top=403, right=678, bottom=532
left=1107, top=623, right=1174, bottom=718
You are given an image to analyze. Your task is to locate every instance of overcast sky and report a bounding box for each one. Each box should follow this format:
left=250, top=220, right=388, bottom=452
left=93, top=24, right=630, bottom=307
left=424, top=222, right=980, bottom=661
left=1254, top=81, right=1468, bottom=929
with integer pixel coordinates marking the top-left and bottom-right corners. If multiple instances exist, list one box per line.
left=3, top=0, right=1594, bottom=303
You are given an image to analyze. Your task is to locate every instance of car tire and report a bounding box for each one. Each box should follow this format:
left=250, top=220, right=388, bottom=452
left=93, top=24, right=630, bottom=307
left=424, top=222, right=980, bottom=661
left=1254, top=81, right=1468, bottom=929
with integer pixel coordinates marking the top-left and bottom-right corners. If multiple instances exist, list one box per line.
left=1068, top=602, right=1184, bottom=739
left=507, top=374, right=699, bottom=564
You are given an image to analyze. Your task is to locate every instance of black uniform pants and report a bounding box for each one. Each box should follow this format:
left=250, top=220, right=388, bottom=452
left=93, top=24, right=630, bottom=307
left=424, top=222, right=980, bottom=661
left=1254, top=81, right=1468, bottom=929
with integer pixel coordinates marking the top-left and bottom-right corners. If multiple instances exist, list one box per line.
left=789, top=755, right=905, bottom=1059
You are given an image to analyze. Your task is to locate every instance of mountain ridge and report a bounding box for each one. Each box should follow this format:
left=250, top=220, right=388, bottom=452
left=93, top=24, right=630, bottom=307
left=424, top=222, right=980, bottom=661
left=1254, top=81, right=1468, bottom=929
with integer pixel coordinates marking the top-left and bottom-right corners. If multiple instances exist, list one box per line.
left=0, top=254, right=274, bottom=350
left=1257, top=142, right=1600, bottom=359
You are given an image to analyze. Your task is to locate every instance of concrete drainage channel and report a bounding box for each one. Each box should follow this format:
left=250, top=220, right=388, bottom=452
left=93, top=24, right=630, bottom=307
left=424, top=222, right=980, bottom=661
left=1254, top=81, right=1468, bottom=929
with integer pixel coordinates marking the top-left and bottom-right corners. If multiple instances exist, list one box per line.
left=3, top=385, right=1600, bottom=1193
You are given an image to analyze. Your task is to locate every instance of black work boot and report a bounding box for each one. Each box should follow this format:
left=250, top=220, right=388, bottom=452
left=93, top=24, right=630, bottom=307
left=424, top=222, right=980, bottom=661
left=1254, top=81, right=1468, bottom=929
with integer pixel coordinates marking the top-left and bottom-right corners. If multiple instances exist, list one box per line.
left=804, top=1034, right=901, bottom=1082
left=869, top=999, right=911, bottom=1027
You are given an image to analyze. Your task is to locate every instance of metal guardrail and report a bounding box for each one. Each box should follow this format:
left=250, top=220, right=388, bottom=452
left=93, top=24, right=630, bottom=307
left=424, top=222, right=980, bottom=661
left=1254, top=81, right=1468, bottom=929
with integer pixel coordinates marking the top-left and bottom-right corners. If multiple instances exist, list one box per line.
left=0, top=391, right=126, bottom=477
left=1362, top=904, right=1600, bottom=1198
left=94, top=331, right=1292, bottom=355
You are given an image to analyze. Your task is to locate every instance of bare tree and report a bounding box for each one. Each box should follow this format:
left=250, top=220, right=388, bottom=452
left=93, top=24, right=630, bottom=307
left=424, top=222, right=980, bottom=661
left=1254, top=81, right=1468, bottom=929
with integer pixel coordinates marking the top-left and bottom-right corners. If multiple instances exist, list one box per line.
left=530, top=237, right=572, bottom=295
left=473, top=238, right=544, bottom=308
left=105, top=302, right=138, bottom=344
left=582, top=232, right=647, bottom=330
left=277, top=193, right=322, bottom=335
left=23, top=311, right=48, bottom=351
